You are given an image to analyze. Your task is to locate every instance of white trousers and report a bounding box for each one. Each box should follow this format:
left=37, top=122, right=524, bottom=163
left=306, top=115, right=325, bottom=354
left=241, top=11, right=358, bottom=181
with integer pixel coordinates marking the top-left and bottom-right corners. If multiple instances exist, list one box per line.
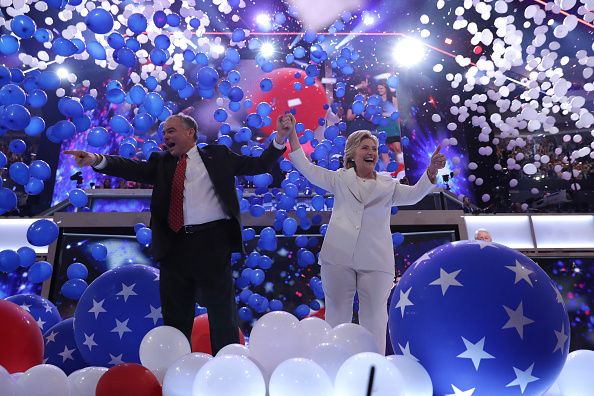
left=320, top=262, right=394, bottom=355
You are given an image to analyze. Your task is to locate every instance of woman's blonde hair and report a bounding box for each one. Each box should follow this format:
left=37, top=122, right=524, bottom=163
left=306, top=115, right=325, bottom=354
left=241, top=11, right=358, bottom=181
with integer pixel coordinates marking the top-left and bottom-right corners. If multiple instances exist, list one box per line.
left=343, top=130, right=378, bottom=169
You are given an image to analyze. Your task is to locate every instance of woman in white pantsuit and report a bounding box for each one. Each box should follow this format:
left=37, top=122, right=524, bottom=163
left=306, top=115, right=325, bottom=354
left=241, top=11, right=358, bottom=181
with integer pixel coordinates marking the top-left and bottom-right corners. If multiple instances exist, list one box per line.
left=279, top=114, right=446, bottom=354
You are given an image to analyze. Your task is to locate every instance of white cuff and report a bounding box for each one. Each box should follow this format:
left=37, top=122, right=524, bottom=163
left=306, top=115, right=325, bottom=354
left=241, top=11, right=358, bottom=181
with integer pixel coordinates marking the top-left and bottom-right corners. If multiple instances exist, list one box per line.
left=272, top=138, right=286, bottom=150
left=94, top=155, right=107, bottom=170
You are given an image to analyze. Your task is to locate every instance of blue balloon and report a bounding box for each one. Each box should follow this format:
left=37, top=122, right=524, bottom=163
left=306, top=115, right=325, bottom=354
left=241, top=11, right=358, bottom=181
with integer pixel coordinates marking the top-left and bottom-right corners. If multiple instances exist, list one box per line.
left=67, top=262, right=88, bottom=280
left=0, top=249, right=20, bottom=273
left=17, top=246, right=36, bottom=268
left=119, top=142, right=136, bottom=158
left=238, top=307, right=253, bottom=321
left=242, top=227, right=256, bottom=241
left=61, top=279, right=88, bottom=300
left=294, top=304, right=310, bottom=319
left=27, top=219, right=59, bottom=247
left=90, top=243, right=107, bottom=261
left=169, top=73, right=187, bottom=91
left=52, top=38, right=78, bottom=56
left=43, top=318, right=87, bottom=374
left=0, top=83, right=26, bottom=105
left=282, top=217, right=298, bottom=237
left=2, top=104, right=31, bottom=130
left=143, top=92, right=164, bottom=117
left=25, top=116, right=45, bottom=136
left=0, top=35, right=19, bottom=55
left=114, top=47, right=137, bottom=67
left=86, top=40, right=107, bottom=60
left=136, top=227, right=152, bottom=245
left=58, top=96, right=84, bottom=118
left=134, top=223, right=146, bottom=233
left=87, top=127, right=110, bottom=147
left=246, top=113, right=263, bottom=128
left=227, top=70, right=241, bottom=84
left=249, top=204, right=265, bottom=217
left=0, top=187, right=17, bottom=213
left=231, top=28, right=245, bottom=42
left=73, top=265, right=162, bottom=366
left=228, top=86, right=244, bottom=102
left=128, top=13, right=148, bottom=33
left=149, top=48, right=168, bottom=66
left=6, top=294, right=61, bottom=333
left=34, top=28, right=52, bottom=43
left=69, top=188, right=88, bottom=208
left=9, top=139, right=26, bottom=154
left=166, top=13, right=181, bottom=27
left=269, top=299, right=283, bottom=311
left=214, top=108, right=228, bottom=122
left=259, top=78, right=273, bottom=92
left=28, top=260, right=53, bottom=283
left=389, top=241, right=569, bottom=396
left=133, top=112, right=154, bottom=132
left=53, top=120, right=76, bottom=140
left=154, top=34, right=170, bottom=49
left=0, top=151, right=5, bottom=168
left=153, top=10, right=167, bottom=28
left=387, top=75, right=399, bottom=89
left=9, top=162, right=29, bottom=185
left=27, top=90, right=47, bottom=108
left=25, top=178, right=44, bottom=195
left=108, top=115, right=131, bottom=135
left=293, top=46, right=306, bottom=59
left=250, top=269, right=265, bottom=286
left=29, top=160, right=51, bottom=181
left=352, top=100, right=365, bottom=115
left=392, top=232, right=404, bottom=247
left=401, top=136, right=410, bottom=147
left=85, top=8, right=114, bottom=34
left=37, top=71, right=60, bottom=90
left=197, top=66, right=219, bottom=89
left=256, top=102, right=272, bottom=117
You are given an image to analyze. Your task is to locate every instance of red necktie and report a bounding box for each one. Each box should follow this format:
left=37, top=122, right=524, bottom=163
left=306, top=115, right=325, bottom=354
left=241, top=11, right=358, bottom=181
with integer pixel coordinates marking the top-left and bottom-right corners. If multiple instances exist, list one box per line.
left=168, top=153, right=187, bottom=232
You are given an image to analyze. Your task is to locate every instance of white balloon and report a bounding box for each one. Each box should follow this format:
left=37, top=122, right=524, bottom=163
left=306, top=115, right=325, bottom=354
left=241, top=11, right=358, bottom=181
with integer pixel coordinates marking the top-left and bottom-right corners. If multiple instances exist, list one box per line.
left=152, top=367, right=167, bottom=386
left=216, top=344, right=250, bottom=358
left=68, top=367, right=107, bottom=396
left=139, top=326, right=191, bottom=371
left=0, top=366, right=15, bottom=396
left=531, top=188, right=539, bottom=195
left=297, top=317, right=332, bottom=356
left=269, top=358, right=333, bottom=396
left=431, top=114, right=441, bottom=122
left=326, top=323, right=380, bottom=356
left=523, top=163, right=537, bottom=175
left=509, top=179, right=518, bottom=188
left=249, top=311, right=300, bottom=377
left=15, top=365, right=69, bottom=396
left=306, top=342, right=351, bottom=383
left=163, top=353, right=212, bottom=396
left=557, top=350, right=594, bottom=396
left=540, top=155, right=550, bottom=164
left=193, top=355, right=265, bottom=396
left=481, top=194, right=490, bottom=202
left=386, top=355, right=432, bottom=396
left=468, top=162, right=478, bottom=170
left=335, top=352, right=404, bottom=396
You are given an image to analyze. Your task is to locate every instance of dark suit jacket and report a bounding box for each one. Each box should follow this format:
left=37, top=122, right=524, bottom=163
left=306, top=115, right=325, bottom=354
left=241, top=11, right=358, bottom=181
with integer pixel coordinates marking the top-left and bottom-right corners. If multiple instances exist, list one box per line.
left=95, top=143, right=286, bottom=261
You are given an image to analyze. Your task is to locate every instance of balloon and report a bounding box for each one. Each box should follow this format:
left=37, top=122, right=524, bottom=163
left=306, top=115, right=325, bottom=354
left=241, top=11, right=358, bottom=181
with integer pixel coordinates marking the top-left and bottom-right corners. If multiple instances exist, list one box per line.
left=61, top=279, right=88, bottom=300
left=85, top=8, right=114, bottom=34
left=127, top=13, right=148, bottom=33
left=25, top=178, right=44, bottom=195
left=68, top=188, right=88, bottom=208
left=139, top=326, right=191, bottom=371
left=386, top=355, right=433, bottom=396
left=0, top=84, right=26, bottom=105
left=34, top=28, right=52, bottom=43
left=327, top=323, right=379, bottom=356
left=0, top=35, right=19, bottom=55
left=162, top=353, right=212, bottom=396
left=65, top=262, right=88, bottom=280
left=0, top=249, right=20, bottom=273
left=15, top=364, right=70, bottom=396
left=42, top=318, right=87, bottom=375
left=68, top=367, right=108, bottom=396
left=90, top=243, right=107, bottom=260
left=73, top=265, right=162, bottom=366
left=136, top=227, right=152, bottom=245
left=9, top=162, right=29, bottom=185
left=0, top=300, right=44, bottom=373
left=87, top=127, right=110, bottom=147
left=297, top=317, right=332, bottom=356
left=389, top=241, right=569, bottom=396
left=2, top=104, right=31, bottom=130
left=17, top=246, right=36, bottom=268
left=0, top=151, right=6, bottom=167
left=29, top=160, right=51, bottom=181
left=28, top=260, right=53, bottom=283
left=306, top=342, right=351, bottom=383
left=228, top=86, right=244, bottom=102
left=26, top=219, right=59, bottom=246
left=193, top=355, right=265, bottom=396
left=11, top=15, right=36, bottom=39
left=96, top=363, right=161, bottom=396
left=197, top=66, right=219, bottom=89
left=0, top=366, right=15, bottom=396
left=5, top=293, right=61, bottom=334
left=191, top=314, right=245, bottom=355
left=86, top=40, right=107, bottom=60
left=334, top=352, right=405, bottom=396
left=0, top=187, right=17, bottom=213
left=58, top=96, right=84, bottom=118
left=556, top=349, right=594, bottom=396
left=52, top=37, right=78, bottom=56
left=392, top=232, right=404, bottom=247
left=269, top=358, right=333, bottom=396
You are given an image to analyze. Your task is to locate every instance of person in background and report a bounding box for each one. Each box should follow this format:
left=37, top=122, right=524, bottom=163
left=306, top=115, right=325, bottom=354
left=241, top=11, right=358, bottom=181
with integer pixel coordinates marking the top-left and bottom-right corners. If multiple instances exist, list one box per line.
left=65, top=113, right=290, bottom=355
left=376, top=82, right=403, bottom=176
left=474, top=228, right=493, bottom=242
left=281, top=113, right=446, bottom=354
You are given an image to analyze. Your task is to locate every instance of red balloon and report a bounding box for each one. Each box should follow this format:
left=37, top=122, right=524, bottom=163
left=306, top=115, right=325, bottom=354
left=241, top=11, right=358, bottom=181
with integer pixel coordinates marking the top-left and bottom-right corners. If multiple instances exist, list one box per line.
left=96, top=363, right=161, bottom=396
left=473, top=45, right=483, bottom=54
left=252, top=67, right=329, bottom=136
left=0, top=300, right=44, bottom=373
left=191, top=314, right=245, bottom=355
left=306, top=307, right=326, bottom=320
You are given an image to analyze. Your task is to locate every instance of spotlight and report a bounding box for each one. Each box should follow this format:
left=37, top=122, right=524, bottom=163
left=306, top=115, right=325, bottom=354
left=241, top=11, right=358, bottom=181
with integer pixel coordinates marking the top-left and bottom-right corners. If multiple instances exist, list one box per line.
left=393, top=38, right=426, bottom=67
left=362, top=12, right=375, bottom=26
left=260, top=42, right=275, bottom=58
left=256, top=14, right=272, bottom=31
left=57, top=67, right=69, bottom=79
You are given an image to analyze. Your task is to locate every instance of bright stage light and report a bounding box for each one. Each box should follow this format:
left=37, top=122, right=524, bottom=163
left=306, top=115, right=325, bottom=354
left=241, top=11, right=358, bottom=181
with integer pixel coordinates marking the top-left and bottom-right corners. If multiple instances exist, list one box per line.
left=393, top=38, right=426, bottom=67
left=260, top=42, right=275, bottom=58
left=56, top=67, right=69, bottom=79
left=212, top=44, right=225, bottom=55
left=362, top=12, right=375, bottom=26
left=256, top=14, right=272, bottom=30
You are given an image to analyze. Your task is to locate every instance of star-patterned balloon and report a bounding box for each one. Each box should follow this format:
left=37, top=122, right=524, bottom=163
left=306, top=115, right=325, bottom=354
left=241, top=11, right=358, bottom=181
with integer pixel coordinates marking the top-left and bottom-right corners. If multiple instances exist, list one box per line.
left=389, top=241, right=570, bottom=396
left=43, top=318, right=87, bottom=375
left=4, top=293, right=62, bottom=334
left=73, top=264, right=163, bottom=367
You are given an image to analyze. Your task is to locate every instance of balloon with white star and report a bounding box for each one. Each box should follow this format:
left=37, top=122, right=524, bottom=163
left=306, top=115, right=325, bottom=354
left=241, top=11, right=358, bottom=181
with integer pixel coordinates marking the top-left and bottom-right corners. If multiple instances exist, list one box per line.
left=4, top=293, right=62, bottom=334
left=43, top=318, right=87, bottom=375
left=73, top=264, right=163, bottom=367
left=389, top=240, right=570, bottom=396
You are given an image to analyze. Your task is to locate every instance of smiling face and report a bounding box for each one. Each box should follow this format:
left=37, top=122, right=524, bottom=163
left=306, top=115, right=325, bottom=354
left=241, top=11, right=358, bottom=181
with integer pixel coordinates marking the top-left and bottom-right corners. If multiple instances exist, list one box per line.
left=163, top=116, right=196, bottom=157
left=353, top=137, right=378, bottom=176
left=377, top=84, right=386, bottom=96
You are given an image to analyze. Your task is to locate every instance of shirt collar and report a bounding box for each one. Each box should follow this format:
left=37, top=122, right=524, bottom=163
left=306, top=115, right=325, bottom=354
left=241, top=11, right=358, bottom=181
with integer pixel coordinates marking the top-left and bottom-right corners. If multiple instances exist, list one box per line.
left=185, top=145, right=199, bottom=160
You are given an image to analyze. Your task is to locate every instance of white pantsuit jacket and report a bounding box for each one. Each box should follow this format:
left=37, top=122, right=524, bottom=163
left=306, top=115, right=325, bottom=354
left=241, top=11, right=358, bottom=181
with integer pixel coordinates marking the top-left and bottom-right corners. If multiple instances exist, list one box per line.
left=289, top=147, right=435, bottom=274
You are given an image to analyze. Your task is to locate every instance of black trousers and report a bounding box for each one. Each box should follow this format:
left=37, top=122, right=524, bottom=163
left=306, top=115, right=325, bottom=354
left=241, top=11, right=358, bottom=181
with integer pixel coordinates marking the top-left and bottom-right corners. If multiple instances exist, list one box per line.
left=159, top=220, right=239, bottom=355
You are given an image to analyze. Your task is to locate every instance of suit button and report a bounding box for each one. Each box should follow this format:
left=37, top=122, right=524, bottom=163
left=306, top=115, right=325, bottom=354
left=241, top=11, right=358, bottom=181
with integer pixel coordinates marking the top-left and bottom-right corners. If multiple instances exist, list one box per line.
left=356, top=226, right=360, bottom=230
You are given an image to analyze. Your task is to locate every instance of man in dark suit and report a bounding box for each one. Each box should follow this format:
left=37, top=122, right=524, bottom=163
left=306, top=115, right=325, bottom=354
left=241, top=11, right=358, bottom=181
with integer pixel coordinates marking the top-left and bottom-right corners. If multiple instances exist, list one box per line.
left=65, top=113, right=289, bottom=354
